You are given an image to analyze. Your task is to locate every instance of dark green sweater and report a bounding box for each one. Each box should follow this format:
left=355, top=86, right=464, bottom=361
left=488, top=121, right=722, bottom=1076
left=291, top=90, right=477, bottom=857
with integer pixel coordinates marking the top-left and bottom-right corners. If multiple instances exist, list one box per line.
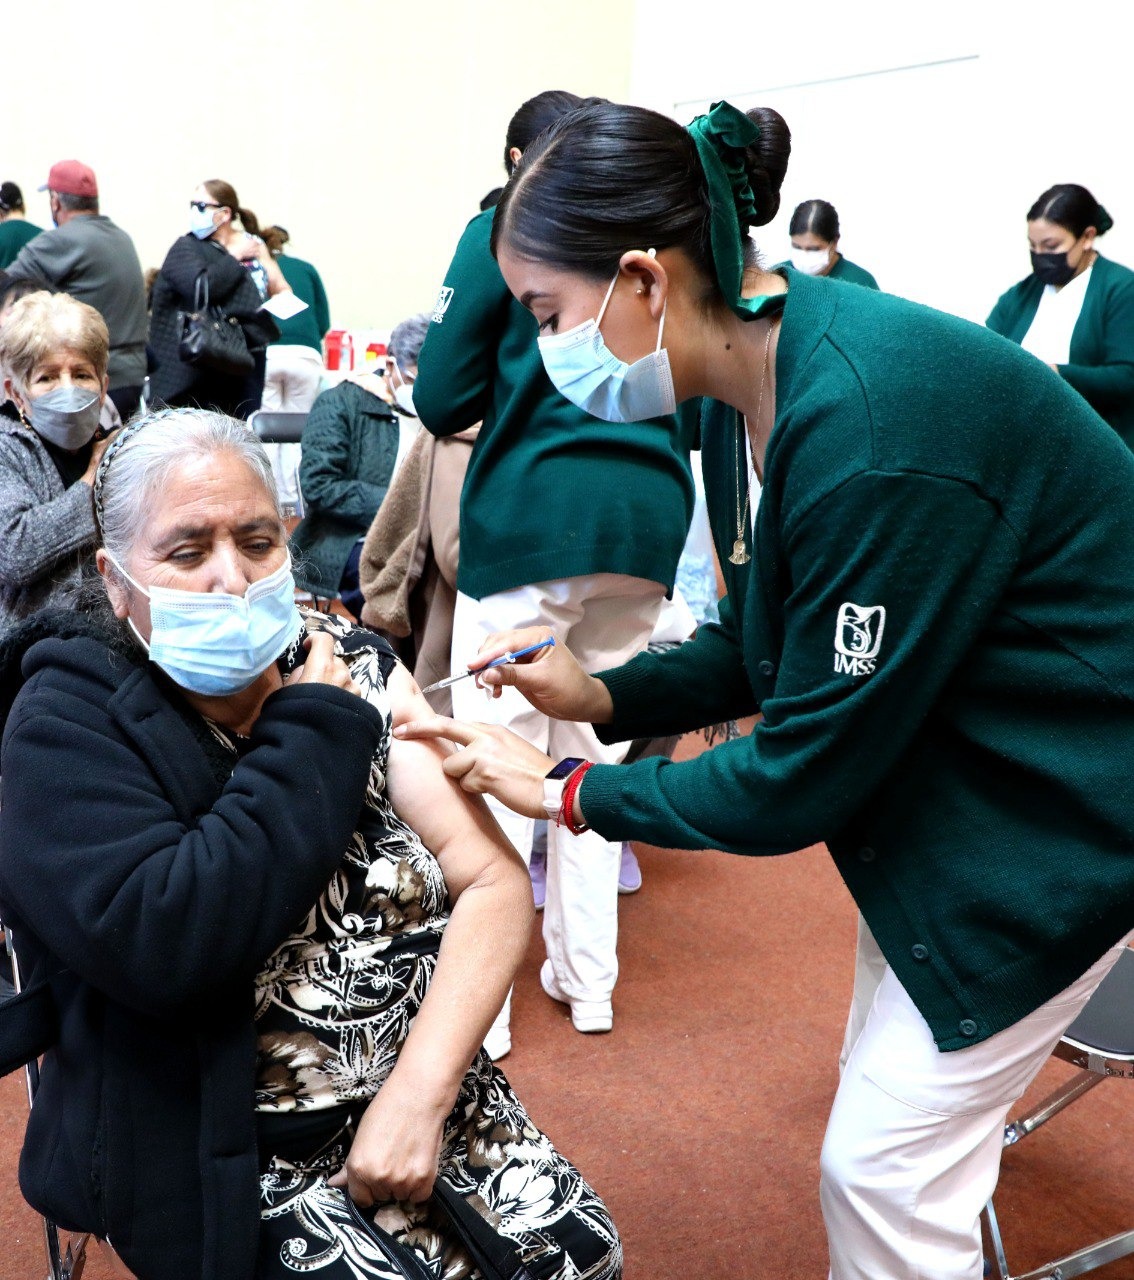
left=414, top=209, right=698, bottom=599
left=582, top=271, right=1134, bottom=1050
left=987, top=254, right=1134, bottom=447
left=272, top=253, right=331, bottom=354
left=827, top=254, right=878, bottom=289
left=0, top=219, right=41, bottom=270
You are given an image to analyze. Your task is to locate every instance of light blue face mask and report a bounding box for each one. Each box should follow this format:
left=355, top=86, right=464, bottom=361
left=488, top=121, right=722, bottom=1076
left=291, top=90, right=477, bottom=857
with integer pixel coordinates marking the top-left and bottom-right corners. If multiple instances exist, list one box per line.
left=109, top=551, right=303, bottom=696
left=537, top=251, right=677, bottom=423
left=189, top=202, right=219, bottom=240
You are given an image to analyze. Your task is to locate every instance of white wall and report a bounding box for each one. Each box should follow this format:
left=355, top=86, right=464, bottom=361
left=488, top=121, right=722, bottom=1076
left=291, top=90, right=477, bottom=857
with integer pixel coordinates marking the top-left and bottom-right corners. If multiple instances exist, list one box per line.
left=4, top=0, right=635, bottom=330
left=630, top=1, right=1134, bottom=323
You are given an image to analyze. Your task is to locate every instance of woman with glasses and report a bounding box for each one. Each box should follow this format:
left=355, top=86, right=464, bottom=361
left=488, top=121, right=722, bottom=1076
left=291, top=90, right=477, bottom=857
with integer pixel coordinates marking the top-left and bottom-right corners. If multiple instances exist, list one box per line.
left=147, top=180, right=283, bottom=419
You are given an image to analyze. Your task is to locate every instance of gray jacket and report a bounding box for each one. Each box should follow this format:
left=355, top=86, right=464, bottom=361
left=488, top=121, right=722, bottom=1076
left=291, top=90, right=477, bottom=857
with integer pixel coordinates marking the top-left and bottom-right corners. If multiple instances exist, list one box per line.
left=0, top=418, right=98, bottom=634
left=7, top=214, right=148, bottom=389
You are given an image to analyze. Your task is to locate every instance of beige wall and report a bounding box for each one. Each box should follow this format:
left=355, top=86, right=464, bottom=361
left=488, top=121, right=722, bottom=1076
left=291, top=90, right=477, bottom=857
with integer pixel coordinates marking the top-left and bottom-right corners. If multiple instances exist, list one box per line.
left=630, top=0, right=1134, bottom=324
left=5, top=0, right=635, bottom=331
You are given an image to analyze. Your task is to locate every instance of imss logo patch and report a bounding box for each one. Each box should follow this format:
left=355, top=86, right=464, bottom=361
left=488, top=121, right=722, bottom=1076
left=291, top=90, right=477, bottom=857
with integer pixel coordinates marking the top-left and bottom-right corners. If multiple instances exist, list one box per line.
left=431, top=286, right=454, bottom=323
left=834, top=602, right=886, bottom=676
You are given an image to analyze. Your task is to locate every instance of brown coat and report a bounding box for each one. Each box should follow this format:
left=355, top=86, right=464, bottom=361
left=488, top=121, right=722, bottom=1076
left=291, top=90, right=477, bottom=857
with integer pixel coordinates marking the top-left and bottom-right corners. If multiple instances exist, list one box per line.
left=359, top=426, right=478, bottom=712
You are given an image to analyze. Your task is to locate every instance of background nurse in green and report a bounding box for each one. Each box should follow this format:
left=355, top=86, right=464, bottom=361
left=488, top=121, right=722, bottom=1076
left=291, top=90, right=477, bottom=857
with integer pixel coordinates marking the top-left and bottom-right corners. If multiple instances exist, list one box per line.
left=786, top=198, right=878, bottom=289
left=987, top=183, right=1134, bottom=447
left=397, top=100, right=1134, bottom=1280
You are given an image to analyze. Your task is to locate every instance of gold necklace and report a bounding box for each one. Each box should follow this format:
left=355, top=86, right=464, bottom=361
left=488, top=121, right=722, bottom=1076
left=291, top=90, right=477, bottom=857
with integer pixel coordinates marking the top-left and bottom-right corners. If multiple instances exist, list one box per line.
left=729, top=319, right=776, bottom=566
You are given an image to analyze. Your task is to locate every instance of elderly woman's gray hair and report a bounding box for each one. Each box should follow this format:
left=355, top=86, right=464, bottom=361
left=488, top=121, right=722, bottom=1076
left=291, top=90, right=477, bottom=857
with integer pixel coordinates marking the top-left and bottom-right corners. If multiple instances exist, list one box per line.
left=388, top=312, right=431, bottom=372
left=0, top=292, right=109, bottom=393
left=95, top=407, right=280, bottom=571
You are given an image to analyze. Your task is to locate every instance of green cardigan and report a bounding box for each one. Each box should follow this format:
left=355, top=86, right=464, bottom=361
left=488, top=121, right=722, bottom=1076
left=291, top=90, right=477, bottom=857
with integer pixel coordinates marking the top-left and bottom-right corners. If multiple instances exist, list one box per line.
left=414, top=209, right=698, bottom=600
left=987, top=254, right=1134, bottom=447
left=581, top=271, right=1134, bottom=1051
left=0, top=219, right=41, bottom=270
left=272, top=253, right=331, bottom=355
left=288, top=381, right=399, bottom=595
left=827, top=255, right=878, bottom=289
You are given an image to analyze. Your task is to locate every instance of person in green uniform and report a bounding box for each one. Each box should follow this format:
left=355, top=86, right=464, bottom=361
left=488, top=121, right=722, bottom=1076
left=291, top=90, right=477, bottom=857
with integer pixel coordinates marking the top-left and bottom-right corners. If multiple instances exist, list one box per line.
left=261, top=223, right=332, bottom=410
left=0, top=182, right=42, bottom=270
left=987, top=183, right=1134, bottom=448
left=396, top=99, right=1134, bottom=1280
left=786, top=198, right=878, bottom=288
left=414, top=90, right=698, bottom=1061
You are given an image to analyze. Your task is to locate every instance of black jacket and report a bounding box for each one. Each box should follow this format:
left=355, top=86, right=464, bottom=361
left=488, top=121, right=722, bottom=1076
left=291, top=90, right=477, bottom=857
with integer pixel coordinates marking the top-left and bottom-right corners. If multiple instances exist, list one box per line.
left=148, top=234, right=278, bottom=413
left=0, top=611, right=385, bottom=1279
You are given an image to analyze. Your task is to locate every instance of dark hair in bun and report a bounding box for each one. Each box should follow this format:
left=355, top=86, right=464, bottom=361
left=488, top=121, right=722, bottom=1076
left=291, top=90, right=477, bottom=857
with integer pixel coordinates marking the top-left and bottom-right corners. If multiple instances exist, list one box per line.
left=743, top=107, right=791, bottom=228
left=492, top=100, right=791, bottom=305
left=503, top=91, right=586, bottom=176
left=1027, top=183, right=1113, bottom=238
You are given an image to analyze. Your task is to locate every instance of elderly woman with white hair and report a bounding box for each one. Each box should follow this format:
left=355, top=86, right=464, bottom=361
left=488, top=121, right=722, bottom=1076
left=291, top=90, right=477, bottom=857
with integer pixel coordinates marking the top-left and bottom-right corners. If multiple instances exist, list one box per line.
left=0, top=290, right=115, bottom=632
left=0, top=407, right=621, bottom=1280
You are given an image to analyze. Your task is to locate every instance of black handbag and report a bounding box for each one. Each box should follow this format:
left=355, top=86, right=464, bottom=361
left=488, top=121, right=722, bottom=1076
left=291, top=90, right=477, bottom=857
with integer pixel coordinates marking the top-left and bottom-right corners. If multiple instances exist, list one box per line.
left=340, top=1177, right=562, bottom=1280
left=178, top=269, right=254, bottom=376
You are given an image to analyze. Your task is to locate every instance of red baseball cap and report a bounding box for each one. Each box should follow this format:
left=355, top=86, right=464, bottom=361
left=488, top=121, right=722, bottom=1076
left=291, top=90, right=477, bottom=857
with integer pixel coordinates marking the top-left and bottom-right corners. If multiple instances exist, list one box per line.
left=38, top=160, right=98, bottom=198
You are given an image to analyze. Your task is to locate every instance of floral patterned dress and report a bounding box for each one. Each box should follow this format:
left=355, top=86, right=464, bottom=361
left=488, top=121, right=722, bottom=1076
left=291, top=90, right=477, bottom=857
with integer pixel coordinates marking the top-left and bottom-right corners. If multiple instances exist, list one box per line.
left=207, top=612, right=621, bottom=1280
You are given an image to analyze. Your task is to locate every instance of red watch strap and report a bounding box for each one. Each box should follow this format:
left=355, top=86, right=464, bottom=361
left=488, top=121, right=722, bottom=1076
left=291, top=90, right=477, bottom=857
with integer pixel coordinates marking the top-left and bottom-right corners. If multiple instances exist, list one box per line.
left=557, top=761, right=594, bottom=836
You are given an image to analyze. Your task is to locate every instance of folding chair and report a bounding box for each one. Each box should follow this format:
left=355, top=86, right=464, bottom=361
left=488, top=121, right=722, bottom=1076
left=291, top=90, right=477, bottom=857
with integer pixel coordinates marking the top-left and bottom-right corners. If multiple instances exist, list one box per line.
left=248, top=410, right=309, bottom=520
left=2, top=923, right=89, bottom=1280
left=982, top=947, right=1134, bottom=1280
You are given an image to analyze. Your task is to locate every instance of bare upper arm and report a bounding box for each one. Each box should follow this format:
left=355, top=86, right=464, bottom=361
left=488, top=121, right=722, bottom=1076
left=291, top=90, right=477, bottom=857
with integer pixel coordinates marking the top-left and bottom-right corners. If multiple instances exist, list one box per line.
left=383, top=663, right=525, bottom=901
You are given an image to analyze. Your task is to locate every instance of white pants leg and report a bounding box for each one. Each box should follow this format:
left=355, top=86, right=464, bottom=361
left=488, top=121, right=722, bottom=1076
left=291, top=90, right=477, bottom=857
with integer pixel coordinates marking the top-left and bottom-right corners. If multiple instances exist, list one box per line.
left=542, top=579, right=665, bottom=1005
left=261, top=347, right=325, bottom=510
left=821, top=924, right=1132, bottom=1280
left=450, top=575, right=664, bottom=1035
left=262, top=345, right=324, bottom=412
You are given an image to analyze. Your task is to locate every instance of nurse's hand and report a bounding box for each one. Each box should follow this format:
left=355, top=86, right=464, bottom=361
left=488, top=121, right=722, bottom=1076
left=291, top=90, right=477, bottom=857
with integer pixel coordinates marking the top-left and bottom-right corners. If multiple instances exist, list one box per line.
left=468, top=627, right=614, bottom=725
left=393, top=716, right=553, bottom=819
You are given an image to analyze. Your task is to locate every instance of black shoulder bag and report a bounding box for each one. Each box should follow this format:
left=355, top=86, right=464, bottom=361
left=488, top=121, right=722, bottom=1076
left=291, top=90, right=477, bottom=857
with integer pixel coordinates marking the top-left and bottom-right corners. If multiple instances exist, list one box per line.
left=178, top=269, right=255, bottom=376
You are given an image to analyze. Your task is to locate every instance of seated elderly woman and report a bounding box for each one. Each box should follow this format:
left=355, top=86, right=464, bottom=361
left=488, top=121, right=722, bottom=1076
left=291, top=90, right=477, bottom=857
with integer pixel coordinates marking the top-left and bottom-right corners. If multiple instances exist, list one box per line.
left=0, top=408, right=621, bottom=1280
left=0, top=290, right=117, bottom=633
left=290, top=313, right=429, bottom=619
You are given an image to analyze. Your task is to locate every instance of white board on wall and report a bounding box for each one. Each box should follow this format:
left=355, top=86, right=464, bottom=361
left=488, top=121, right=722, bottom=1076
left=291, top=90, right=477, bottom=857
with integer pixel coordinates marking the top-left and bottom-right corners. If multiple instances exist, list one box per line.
left=632, top=1, right=1134, bottom=326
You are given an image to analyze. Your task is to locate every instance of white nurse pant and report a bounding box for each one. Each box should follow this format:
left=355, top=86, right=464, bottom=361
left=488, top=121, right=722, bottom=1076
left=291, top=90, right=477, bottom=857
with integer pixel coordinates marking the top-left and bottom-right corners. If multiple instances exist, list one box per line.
left=822, top=918, right=1131, bottom=1280
left=450, top=574, right=665, bottom=1024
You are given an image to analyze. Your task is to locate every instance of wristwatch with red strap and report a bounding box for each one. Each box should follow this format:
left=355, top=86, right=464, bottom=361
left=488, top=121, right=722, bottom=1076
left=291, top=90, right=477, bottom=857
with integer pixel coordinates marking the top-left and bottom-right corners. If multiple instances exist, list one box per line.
left=542, top=758, right=593, bottom=835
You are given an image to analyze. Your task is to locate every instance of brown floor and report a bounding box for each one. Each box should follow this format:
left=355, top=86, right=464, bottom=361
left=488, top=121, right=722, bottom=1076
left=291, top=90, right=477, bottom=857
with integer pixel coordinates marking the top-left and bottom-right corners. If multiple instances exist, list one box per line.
left=2, top=732, right=1132, bottom=1278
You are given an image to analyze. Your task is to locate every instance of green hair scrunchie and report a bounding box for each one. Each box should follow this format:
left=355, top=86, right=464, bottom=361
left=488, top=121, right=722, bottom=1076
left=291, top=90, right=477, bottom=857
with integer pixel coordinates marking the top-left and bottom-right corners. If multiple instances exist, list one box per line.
left=685, top=101, right=784, bottom=322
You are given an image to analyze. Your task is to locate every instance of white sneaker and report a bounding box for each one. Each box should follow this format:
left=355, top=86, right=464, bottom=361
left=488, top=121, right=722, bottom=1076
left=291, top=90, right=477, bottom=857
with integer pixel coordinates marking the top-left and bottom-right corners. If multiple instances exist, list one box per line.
left=539, top=959, right=613, bottom=1034
left=482, top=1024, right=512, bottom=1062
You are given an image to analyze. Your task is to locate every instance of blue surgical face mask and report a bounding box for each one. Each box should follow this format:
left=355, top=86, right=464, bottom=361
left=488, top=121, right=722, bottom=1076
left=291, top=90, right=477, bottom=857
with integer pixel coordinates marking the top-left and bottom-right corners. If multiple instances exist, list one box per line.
left=108, top=551, right=302, bottom=696
left=537, top=252, right=677, bottom=423
left=189, top=202, right=219, bottom=240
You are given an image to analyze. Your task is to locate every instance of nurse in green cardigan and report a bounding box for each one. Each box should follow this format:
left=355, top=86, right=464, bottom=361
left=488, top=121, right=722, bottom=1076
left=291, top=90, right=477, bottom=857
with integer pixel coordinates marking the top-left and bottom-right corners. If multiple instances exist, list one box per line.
left=396, top=100, right=1134, bottom=1280
left=987, top=183, right=1134, bottom=447
left=787, top=198, right=879, bottom=288
left=414, top=91, right=698, bottom=1063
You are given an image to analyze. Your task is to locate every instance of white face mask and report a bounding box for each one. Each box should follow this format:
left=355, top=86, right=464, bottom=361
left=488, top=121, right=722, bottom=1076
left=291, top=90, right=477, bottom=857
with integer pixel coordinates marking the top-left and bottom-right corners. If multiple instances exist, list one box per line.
left=108, top=551, right=302, bottom=696
left=788, top=247, right=831, bottom=276
left=387, top=360, right=417, bottom=416
left=537, top=252, right=677, bottom=424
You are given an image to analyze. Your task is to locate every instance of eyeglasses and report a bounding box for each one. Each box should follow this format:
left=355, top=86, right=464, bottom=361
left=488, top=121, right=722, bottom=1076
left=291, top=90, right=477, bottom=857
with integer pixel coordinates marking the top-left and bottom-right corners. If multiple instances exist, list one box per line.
left=189, top=201, right=222, bottom=213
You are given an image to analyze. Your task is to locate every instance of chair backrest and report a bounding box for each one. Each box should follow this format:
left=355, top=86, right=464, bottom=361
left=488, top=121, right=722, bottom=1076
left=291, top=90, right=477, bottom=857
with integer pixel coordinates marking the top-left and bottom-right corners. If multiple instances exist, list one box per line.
left=247, top=410, right=308, bottom=444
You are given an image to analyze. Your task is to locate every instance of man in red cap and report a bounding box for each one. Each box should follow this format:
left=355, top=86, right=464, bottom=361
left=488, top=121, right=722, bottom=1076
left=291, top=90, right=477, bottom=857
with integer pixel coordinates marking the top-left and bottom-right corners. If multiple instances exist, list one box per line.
left=6, top=160, right=147, bottom=420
